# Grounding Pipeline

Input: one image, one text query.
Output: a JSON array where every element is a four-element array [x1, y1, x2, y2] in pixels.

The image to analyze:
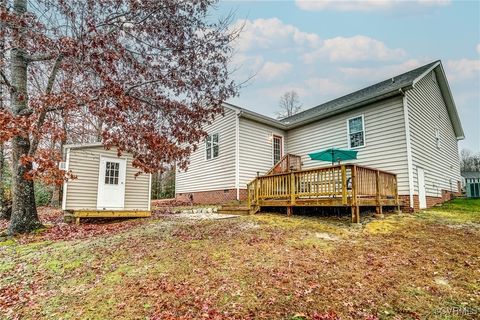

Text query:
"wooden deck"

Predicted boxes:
[[247, 164, 401, 223], [71, 210, 151, 224]]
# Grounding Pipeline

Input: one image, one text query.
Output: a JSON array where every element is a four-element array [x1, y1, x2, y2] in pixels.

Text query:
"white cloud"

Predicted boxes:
[[232, 18, 406, 64], [257, 77, 352, 103], [445, 59, 480, 81], [339, 59, 426, 79], [476, 43, 480, 55], [229, 52, 264, 84], [303, 35, 405, 63], [231, 18, 320, 52], [257, 62, 293, 81], [295, 0, 450, 12]]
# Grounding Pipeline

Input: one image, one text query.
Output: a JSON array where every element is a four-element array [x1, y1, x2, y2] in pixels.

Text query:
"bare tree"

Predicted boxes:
[[461, 149, 480, 172], [276, 90, 302, 119]]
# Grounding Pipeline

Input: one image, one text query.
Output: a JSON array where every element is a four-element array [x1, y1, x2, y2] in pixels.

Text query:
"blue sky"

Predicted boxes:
[[211, 0, 480, 152]]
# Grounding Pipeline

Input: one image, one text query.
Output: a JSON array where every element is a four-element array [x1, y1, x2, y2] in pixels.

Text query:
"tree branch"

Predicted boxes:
[[0, 70, 14, 92], [29, 55, 63, 156], [24, 53, 55, 62], [46, 54, 63, 94]]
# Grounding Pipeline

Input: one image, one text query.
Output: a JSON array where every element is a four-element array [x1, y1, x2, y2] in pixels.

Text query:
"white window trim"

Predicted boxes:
[[205, 133, 219, 161], [272, 134, 284, 165], [346, 114, 366, 149]]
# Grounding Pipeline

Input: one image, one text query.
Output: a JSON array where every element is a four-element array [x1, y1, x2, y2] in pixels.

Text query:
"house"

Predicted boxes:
[[62, 143, 152, 223], [461, 172, 480, 198], [175, 60, 464, 211]]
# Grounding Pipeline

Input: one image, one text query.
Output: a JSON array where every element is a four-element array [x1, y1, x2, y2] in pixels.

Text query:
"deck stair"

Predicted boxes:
[[218, 204, 251, 215], [266, 153, 302, 175]]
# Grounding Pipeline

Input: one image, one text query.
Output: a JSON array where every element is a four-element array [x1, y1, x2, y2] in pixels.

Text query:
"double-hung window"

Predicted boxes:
[[206, 133, 219, 160], [347, 115, 365, 148]]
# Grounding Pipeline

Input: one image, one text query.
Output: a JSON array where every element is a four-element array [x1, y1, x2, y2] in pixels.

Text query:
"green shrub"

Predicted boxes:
[[34, 182, 52, 207]]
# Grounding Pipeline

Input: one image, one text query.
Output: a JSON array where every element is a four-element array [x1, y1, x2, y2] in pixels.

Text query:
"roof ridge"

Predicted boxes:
[[280, 60, 441, 124]]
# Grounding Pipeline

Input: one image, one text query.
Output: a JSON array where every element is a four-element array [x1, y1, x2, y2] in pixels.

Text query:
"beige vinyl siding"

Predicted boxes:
[[175, 107, 237, 193], [65, 146, 150, 210], [239, 118, 287, 188], [407, 71, 461, 197], [286, 96, 411, 194]]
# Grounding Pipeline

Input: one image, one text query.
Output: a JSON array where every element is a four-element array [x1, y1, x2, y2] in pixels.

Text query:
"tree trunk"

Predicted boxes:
[[0, 0, 7, 219], [0, 144, 5, 219], [8, 0, 42, 234]]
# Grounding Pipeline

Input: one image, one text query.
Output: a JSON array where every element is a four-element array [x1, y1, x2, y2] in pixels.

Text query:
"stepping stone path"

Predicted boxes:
[[175, 207, 239, 220]]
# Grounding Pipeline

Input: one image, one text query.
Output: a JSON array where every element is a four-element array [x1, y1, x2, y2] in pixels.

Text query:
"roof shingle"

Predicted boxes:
[[281, 60, 440, 125]]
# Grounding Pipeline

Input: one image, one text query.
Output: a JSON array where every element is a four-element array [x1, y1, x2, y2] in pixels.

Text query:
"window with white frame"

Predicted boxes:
[[206, 133, 219, 160], [105, 161, 120, 185], [435, 127, 441, 149], [347, 115, 365, 148], [273, 135, 283, 165]]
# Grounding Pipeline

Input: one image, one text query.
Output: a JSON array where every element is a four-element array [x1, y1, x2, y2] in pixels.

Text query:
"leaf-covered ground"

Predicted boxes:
[[1, 199, 479, 319]]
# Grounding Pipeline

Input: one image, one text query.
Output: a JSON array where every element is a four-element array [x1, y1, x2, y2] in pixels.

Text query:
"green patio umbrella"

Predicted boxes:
[[308, 148, 358, 165]]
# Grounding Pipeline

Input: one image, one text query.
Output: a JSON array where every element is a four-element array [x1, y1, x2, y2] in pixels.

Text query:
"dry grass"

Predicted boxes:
[[1, 199, 479, 319]]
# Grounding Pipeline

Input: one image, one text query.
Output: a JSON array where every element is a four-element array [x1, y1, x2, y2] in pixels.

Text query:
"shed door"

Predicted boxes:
[[417, 168, 427, 209], [97, 157, 126, 209]]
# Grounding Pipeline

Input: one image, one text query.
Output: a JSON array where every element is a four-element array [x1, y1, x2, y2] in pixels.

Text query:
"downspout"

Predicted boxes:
[[235, 110, 241, 201], [400, 88, 415, 210]]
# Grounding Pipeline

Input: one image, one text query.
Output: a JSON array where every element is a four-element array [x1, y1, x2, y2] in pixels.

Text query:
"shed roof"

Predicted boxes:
[[461, 171, 480, 179]]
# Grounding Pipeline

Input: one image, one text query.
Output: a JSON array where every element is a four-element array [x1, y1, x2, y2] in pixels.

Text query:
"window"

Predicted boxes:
[[206, 133, 219, 160], [273, 135, 283, 165], [105, 161, 119, 185], [435, 127, 441, 149], [347, 115, 365, 148]]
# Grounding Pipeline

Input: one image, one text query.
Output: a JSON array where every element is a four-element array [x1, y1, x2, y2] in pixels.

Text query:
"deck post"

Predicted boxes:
[[255, 173, 259, 206], [375, 170, 382, 215], [394, 174, 401, 213], [341, 165, 347, 205], [287, 206, 292, 216], [290, 171, 296, 205], [351, 165, 360, 223]]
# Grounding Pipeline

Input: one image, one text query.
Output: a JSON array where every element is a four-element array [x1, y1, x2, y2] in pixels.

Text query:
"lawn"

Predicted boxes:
[[1, 199, 479, 319]]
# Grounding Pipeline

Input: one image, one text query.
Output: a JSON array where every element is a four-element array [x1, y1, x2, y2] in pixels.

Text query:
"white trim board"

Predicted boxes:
[[61, 148, 70, 211], [402, 92, 415, 209]]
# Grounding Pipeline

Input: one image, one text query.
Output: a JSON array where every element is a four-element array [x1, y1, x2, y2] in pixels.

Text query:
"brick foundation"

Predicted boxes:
[[399, 189, 461, 212], [176, 189, 247, 205]]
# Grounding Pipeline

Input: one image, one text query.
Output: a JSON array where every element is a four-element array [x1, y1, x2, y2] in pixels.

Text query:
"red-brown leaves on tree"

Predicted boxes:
[[1, 0, 239, 182]]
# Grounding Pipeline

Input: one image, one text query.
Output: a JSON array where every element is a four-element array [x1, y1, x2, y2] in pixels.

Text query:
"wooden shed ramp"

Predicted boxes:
[[71, 210, 151, 224], [247, 164, 401, 223]]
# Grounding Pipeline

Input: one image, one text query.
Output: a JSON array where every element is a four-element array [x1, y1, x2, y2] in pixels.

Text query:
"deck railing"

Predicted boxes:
[[265, 154, 302, 175], [247, 164, 399, 220]]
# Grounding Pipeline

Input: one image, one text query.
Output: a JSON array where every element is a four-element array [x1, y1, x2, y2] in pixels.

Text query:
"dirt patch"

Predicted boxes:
[[1, 200, 479, 319]]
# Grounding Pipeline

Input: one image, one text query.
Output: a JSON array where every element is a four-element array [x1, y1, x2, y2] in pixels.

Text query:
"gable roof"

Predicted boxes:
[[281, 60, 438, 125], [226, 60, 464, 138]]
